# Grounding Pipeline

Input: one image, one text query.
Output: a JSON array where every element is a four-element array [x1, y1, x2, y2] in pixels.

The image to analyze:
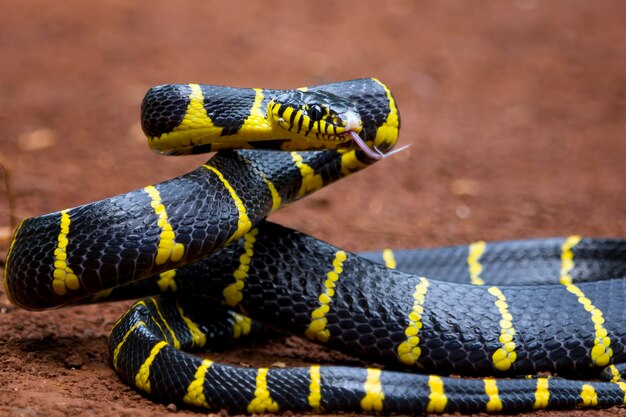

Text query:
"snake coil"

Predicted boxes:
[[5, 78, 626, 414]]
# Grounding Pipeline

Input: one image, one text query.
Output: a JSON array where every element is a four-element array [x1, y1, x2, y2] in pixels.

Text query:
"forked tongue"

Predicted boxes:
[[348, 131, 410, 160]]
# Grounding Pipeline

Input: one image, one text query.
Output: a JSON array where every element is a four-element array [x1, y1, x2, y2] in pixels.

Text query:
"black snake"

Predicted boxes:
[[5, 78, 626, 414]]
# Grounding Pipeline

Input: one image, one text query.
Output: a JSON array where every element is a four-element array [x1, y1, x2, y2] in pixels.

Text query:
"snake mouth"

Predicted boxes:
[[346, 130, 410, 160], [343, 109, 410, 160], [339, 110, 387, 159]]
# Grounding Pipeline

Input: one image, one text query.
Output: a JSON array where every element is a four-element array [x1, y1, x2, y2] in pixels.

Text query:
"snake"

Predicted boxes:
[[4, 78, 626, 414]]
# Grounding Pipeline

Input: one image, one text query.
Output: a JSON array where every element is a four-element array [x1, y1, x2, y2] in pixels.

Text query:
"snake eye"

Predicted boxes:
[[308, 105, 323, 122]]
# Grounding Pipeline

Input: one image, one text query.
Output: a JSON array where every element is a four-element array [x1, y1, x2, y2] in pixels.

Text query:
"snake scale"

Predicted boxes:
[[5, 78, 626, 414]]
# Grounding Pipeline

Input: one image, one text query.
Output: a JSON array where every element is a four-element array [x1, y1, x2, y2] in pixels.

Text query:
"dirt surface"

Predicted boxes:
[[0, 1, 625, 416]]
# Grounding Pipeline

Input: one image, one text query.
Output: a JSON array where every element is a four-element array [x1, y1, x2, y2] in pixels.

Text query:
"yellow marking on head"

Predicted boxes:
[[177, 303, 206, 348], [488, 286, 517, 371], [426, 375, 448, 413], [112, 320, 145, 370], [484, 378, 503, 412], [305, 251, 348, 342], [308, 365, 322, 412], [135, 340, 167, 393], [149, 296, 180, 349], [183, 359, 213, 408], [202, 165, 252, 244], [144, 185, 185, 265], [467, 241, 486, 285], [232, 312, 252, 339], [51, 210, 80, 296], [361, 368, 384, 412], [382, 248, 396, 269], [149, 84, 223, 153], [223, 228, 259, 308], [156, 269, 177, 292], [281, 106, 294, 125], [371, 78, 400, 149], [560, 235, 582, 285], [562, 281, 613, 367], [533, 377, 550, 409], [3, 218, 25, 301], [292, 111, 303, 131], [248, 368, 280, 413], [290, 152, 324, 197], [297, 86, 308, 92], [580, 384, 598, 407], [397, 277, 429, 365]]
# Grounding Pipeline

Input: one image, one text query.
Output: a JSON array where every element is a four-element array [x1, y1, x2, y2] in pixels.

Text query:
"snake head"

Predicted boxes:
[[268, 90, 362, 142]]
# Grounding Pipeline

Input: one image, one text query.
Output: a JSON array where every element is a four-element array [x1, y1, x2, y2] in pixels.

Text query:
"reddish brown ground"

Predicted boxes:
[[0, 1, 625, 416]]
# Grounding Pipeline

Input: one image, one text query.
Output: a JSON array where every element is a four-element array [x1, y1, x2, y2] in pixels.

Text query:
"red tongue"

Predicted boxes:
[[347, 131, 410, 160]]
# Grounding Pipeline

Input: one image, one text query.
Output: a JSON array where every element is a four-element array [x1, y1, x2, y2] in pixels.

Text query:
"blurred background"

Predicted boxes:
[[0, 1, 625, 416]]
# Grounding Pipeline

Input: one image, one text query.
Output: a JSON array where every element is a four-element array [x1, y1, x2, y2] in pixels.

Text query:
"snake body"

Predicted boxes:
[[5, 78, 626, 414], [5, 79, 398, 309]]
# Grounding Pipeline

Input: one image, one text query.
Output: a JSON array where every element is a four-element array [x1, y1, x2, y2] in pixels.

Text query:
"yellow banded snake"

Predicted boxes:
[[5, 78, 626, 414]]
